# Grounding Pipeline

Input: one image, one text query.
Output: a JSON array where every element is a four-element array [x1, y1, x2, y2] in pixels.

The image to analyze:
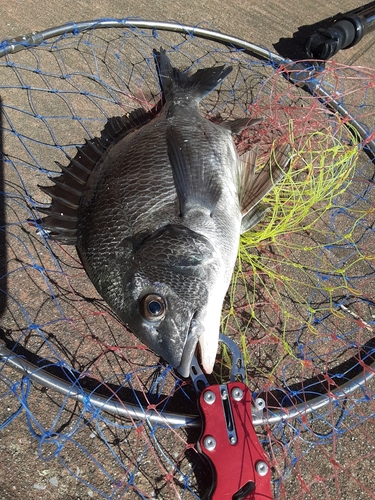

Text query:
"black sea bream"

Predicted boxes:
[[40, 49, 289, 377]]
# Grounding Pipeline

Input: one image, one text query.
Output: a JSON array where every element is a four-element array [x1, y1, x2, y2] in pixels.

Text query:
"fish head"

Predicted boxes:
[[120, 224, 223, 377], [124, 282, 205, 378]]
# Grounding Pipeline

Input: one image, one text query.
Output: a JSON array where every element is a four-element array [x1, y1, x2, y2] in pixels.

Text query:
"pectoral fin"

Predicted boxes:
[[166, 125, 222, 216]]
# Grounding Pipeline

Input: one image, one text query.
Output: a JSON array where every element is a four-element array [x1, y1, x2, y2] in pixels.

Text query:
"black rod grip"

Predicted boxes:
[[305, 1, 375, 59]]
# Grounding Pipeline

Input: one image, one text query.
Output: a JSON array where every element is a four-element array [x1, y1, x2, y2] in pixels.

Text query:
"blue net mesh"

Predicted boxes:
[[0, 20, 375, 499]]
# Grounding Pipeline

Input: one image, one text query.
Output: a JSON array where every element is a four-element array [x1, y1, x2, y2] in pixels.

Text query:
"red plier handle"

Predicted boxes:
[[190, 335, 273, 500]]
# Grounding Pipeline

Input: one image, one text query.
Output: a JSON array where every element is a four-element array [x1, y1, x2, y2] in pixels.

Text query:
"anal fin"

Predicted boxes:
[[240, 203, 269, 234], [227, 116, 263, 134], [239, 144, 290, 217]]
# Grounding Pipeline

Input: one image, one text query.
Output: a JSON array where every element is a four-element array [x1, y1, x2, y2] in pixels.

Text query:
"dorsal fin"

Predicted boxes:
[[39, 106, 159, 244]]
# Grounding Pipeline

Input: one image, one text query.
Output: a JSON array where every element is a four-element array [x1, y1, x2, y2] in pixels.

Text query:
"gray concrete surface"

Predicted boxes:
[[0, 0, 373, 68]]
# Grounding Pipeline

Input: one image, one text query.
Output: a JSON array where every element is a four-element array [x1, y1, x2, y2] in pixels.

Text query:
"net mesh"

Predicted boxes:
[[0, 21, 375, 499]]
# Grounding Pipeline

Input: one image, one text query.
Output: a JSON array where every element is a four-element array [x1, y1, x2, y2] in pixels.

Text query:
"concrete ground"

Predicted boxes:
[[0, 1, 374, 499], [1, 0, 374, 68]]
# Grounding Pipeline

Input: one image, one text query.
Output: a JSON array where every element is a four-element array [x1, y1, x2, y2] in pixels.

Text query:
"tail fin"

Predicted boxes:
[[153, 48, 232, 102]]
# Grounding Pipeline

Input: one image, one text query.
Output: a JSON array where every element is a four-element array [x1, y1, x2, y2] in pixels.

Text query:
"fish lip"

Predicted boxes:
[[175, 316, 202, 378]]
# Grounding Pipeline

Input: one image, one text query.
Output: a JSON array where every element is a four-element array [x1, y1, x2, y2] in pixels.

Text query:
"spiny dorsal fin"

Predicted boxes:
[[100, 107, 157, 145], [39, 107, 156, 244], [239, 144, 290, 216]]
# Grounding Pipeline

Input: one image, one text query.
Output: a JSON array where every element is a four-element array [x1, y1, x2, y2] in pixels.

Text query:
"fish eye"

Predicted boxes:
[[139, 294, 166, 321]]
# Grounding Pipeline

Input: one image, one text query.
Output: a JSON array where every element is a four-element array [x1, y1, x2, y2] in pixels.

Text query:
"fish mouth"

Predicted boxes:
[[175, 316, 202, 378]]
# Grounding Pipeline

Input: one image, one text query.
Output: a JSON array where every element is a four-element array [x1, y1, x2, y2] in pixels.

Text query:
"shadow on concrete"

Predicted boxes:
[[0, 96, 6, 317], [273, 13, 337, 60]]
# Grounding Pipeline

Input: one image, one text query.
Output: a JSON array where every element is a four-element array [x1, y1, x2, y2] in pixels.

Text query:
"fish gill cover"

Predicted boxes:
[[0, 20, 374, 499]]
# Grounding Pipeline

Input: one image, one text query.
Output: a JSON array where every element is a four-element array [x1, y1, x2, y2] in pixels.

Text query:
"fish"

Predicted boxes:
[[39, 48, 289, 378]]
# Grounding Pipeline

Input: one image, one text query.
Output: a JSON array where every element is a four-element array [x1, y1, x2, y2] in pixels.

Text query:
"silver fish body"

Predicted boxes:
[[40, 49, 289, 377]]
